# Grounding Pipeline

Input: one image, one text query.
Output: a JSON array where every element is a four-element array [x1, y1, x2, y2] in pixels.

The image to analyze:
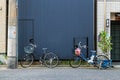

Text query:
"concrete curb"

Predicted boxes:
[[1, 64, 120, 70]]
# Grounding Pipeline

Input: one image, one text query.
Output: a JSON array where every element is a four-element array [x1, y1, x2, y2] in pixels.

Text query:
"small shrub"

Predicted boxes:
[[98, 31, 112, 55]]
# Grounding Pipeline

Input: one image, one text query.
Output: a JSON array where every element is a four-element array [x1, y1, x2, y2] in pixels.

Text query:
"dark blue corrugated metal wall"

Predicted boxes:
[[18, 0, 94, 59]]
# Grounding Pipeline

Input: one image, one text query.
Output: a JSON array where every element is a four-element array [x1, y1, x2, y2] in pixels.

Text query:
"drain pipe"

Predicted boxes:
[[7, 0, 18, 69], [104, 0, 107, 31]]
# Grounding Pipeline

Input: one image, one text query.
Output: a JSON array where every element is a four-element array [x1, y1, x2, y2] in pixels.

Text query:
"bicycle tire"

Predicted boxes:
[[97, 55, 109, 69], [44, 52, 59, 68], [20, 54, 34, 68], [69, 55, 82, 68]]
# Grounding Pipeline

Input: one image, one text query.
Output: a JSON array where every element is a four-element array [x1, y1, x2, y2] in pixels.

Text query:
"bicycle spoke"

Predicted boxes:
[[69, 56, 82, 68], [20, 54, 34, 68], [44, 52, 59, 68]]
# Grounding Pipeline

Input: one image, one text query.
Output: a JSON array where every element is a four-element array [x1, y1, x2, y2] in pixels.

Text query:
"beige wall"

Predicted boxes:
[[0, 0, 6, 53]]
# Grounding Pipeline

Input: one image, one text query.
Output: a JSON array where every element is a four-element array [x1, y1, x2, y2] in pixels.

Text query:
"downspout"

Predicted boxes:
[[104, 0, 106, 31]]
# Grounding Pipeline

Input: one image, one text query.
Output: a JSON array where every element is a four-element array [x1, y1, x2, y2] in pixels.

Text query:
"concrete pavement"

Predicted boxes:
[[0, 66, 120, 80]]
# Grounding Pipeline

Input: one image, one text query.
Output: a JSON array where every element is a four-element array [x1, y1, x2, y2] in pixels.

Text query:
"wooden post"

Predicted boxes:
[[7, 0, 18, 69]]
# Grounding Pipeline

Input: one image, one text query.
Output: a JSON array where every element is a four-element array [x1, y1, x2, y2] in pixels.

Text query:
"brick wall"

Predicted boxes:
[[0, 0, 6, 53]]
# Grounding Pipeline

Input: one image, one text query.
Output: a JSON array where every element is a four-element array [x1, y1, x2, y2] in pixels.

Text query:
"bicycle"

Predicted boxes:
[[20, 39, 59, 68], [69, 42, 112, 69]]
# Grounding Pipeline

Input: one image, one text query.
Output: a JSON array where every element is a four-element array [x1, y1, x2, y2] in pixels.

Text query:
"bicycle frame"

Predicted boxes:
[[79, 50, 97, 64]]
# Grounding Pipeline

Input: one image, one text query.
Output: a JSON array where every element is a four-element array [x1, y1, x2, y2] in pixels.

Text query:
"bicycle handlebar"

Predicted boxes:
[[29, 38, 37, 48], [78, 42, 87, 49]]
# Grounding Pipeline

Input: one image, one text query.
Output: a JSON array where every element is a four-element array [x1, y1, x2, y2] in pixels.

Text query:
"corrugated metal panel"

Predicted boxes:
[[18, 0, 94, 59]]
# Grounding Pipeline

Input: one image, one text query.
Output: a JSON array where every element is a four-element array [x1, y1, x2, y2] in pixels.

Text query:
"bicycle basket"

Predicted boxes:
[[24, 45, 34, 53], [75, 48, 81, 56]]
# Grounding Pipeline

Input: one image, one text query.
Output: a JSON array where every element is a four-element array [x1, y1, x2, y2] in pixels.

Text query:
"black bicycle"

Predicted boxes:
[[20, 39, 59, 68]]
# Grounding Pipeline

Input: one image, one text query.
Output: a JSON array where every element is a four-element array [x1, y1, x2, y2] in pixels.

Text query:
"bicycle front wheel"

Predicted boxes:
[[44, 52, 59, 68], [20, 54, 34, 68], [69, 55, 82, 68]]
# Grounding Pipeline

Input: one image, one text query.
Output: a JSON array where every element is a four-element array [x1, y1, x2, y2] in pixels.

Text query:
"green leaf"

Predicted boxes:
[[98, 31, 112, 54]]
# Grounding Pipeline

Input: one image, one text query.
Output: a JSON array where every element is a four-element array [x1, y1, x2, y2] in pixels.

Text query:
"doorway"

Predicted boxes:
[[111, 20, 120, 61]]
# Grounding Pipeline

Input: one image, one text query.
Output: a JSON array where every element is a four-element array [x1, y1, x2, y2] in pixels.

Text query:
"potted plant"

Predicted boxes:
[[98, 31, 112, 57]]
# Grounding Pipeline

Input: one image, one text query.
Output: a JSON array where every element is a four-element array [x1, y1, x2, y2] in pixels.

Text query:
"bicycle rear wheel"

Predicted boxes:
[[97, 55, 109, 69], [44, 52, 59, 68], [69, 55, 82, 68], [20, 54, 34, 68]]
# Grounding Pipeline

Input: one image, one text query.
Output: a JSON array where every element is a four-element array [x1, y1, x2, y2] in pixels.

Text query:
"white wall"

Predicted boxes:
[[97, 0, 120, 55]]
